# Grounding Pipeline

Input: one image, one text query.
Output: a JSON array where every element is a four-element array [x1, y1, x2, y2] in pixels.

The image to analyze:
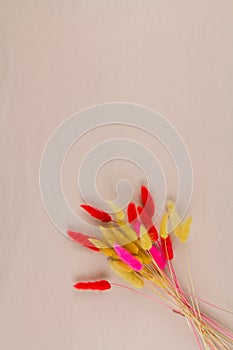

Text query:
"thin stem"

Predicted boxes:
[[111, 282, 175, 311]]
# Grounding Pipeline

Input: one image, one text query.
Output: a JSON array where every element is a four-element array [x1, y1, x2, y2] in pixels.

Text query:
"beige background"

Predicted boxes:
[[0, 1, 233, 349]]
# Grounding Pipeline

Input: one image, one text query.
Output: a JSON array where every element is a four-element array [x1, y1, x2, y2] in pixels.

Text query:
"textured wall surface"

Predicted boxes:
[[0, 1, 233, 349]]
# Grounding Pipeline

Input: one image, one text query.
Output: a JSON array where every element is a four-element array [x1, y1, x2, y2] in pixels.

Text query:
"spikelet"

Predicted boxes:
[[67, 231, 100, 252], [81, 204, 112, 222], [110, 259, 133, 272], [132, 219, 141, 236], [161, 236, 174, 260], [120, 224, 138, 242], [109, 260, 144, 288], [166, 200, 192, 243], [138, 206, 152, 227], [138, 207, 158, 241], [99, 226, 117, 245], [102, 226, 138, 254], [166, 200, 180, 229], [113, 219, 138, 242], [139, 225, 152, 250], [108, 201, 125, 221], [114, 244, 143, 271], [137, 250, 151, 265], [127, 202, 138, 223], [73, 280, 111, 291], [88, 238, 119, 259], [100, 248, 119, 259], [141, 185, 155, 217], [176, 216, 192, 243], [123, 243, 139, 255], [89, 238, 109, 249], [134, 255, 143, 264], [149, 245, 167, 270], [160, 212, 169, 239], [148, 226, 159, 242], [107, 226, 129, 245]]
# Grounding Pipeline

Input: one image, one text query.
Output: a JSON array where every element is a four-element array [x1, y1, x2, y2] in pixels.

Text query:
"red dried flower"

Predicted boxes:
[[148, 226, 159, 242], [73, 280, 111, 291], [161, 236, 174, 260], [67, 230, 99, 252], [141, 186, 155, 217], [137, 206, 158, 241], [81, 204, 112, 222], [127, 202, 138, 223]]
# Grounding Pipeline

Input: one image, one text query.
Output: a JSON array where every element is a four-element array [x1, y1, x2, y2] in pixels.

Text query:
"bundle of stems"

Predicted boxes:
[[69, 186, 233, 350]]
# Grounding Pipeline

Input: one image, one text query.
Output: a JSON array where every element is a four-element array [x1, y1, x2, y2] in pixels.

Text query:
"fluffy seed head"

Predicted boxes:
[[73, 280, 111, 291]]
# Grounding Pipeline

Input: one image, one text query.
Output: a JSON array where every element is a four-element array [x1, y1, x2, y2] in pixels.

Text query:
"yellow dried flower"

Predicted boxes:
[[110, 226, 129, 244], [101, 225, 139, 254], [140, 267, 154, 280], [89, 238, 108, 249], [160, 212, 169, 239], [166, 199, 180, 229], [123, 243, 139, 255], [176, 216, 192, 243], [100, 248, 119, 259], [99, 225, 116, 244], [166, 200, 192, 243], [139, 225, 152, 250], [137, 250, 151, 265], [108, 201, 125, 221], [109, 260, 144, 288], [119, 223, 138, 242], [110, 259, 133, 272]]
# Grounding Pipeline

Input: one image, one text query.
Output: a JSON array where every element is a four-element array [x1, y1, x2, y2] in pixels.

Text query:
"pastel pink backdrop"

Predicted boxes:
[[0, 1, 233, 350]]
